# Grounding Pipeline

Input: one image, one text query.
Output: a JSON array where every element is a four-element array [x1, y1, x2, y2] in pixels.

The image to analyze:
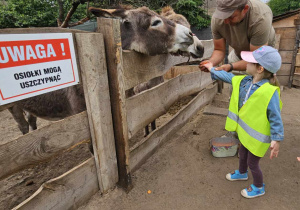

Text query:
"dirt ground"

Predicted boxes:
[[0, 85, 299, 209], [78, 85, 300, 210]]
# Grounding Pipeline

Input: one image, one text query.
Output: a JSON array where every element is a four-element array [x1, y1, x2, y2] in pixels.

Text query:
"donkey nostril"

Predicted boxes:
[[189, 31, 193, 37], [197, 46, 204, 52]]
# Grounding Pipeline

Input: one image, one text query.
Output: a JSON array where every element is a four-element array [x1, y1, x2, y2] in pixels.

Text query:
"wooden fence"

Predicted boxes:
[[97, 18, 216, 189], [0, 27, 118, 209], [0, 18, 215, 209]]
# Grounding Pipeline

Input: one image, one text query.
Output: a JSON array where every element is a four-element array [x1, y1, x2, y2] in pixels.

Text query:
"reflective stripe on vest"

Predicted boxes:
[[227, 111, 271, 143], [225, 75, 282, 157]]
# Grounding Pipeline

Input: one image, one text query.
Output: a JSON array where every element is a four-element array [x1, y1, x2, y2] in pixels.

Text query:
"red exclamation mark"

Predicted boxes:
[[61, 43, 66, 56]]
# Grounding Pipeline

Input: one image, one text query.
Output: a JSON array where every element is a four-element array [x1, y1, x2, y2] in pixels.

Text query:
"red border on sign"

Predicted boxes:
[[0, 37, 78, 102]]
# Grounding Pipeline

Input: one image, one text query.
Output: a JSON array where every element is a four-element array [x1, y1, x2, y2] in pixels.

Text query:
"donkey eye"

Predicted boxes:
[[151, 20, 161, 27]]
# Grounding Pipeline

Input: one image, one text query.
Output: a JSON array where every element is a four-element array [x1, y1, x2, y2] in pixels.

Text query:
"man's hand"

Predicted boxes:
[[215, 64, 232, 72], [270, 141, 280, 160], [199, 60, 213, 72]]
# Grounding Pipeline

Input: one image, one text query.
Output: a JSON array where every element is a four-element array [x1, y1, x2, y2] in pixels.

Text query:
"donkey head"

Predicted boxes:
[[160, 6, 204, 58], [89, 6, 194, 56]]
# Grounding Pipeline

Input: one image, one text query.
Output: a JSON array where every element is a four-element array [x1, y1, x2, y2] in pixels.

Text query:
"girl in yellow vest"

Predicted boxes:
[[201, 46, 284, 198]]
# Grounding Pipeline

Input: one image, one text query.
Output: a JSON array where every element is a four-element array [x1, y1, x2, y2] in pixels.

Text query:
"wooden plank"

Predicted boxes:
[[13, 158, 99, 210], [164, 65, 201, 79], [76, 33, 118, 192], [201, 39, 214, 59], [129, 83, 218, 172], [275, 34, 281, 50], [292, 77, 300, 87], [275, 28, 297, 39], [122, 52, 201, 90], [122, 39, 214, 90], [295, 67, 300, 74], [279, 39, 295, 51], [0, 112, 90, 180], [293, 74, 300, 82], [277, 75, 290, 86], [97, 18, 132, 190], [203, 105, 228, 117], [296, 53, 300, 66], [279, 51, 294, 63], [273, 15, 299, 28], [294, 18, 300, 26], [126, 71, 213, 138], [277, 64, 292, 76]]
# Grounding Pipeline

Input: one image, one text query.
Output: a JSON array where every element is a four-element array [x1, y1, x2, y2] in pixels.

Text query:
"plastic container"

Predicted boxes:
[[210, 137, 239, 157]]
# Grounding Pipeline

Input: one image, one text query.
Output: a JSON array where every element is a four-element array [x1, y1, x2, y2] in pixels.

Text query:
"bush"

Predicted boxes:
[[268, 0, 300, 16], [174, 0, 210, 29]]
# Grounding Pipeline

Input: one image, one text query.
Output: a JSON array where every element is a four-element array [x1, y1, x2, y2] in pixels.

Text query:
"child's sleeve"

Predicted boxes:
[[267, 91, 284, 141], [210, 68, 235, 84]]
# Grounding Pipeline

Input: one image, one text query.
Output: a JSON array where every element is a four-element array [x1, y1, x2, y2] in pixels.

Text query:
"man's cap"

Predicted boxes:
[[213, 0, 248, 19], [241, 46, 282, 74]]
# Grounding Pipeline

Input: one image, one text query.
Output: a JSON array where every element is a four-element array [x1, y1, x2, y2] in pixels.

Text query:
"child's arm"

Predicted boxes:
[[267, 91, 284, 160], [199, 61, 235, 84]]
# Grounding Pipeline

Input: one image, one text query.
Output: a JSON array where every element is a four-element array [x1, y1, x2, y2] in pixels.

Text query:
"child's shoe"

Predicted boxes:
[[226, 170, 248, 181], [241, 184, 265, 198]]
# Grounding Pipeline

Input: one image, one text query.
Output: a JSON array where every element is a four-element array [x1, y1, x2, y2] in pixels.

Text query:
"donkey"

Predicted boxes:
[[5, 5, 195, 135], [132, 6, 205, 136]]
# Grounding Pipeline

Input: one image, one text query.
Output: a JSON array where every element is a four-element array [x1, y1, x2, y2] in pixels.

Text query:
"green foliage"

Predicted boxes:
[[121, 0, 211, 28], [174, 0, 210, 29], [0, 0, 91, 28], [0, 0, 57, 28], [0, 0, 210, 29], [268, 0, 300, 16]]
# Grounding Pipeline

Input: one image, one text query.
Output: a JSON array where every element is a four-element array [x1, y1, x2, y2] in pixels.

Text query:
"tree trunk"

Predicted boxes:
[[57, 0, 64, 26]]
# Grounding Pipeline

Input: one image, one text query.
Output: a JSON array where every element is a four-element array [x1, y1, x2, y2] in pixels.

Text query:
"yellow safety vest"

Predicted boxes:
[[225, 76, 282, 157]]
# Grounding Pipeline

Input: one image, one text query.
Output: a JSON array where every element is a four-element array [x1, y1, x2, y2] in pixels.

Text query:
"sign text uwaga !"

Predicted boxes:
[[0, 33, 80, 105]]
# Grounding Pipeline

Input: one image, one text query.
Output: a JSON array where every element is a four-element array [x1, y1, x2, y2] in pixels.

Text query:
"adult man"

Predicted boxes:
[[200, 0, 276, 72]]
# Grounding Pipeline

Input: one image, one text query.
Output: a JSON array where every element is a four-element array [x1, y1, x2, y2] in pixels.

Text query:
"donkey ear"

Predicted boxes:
[[161, 6, 174, 16], [89, 7, 127, 19]]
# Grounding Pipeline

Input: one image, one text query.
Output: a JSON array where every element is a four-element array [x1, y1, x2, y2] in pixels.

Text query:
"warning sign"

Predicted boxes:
[[0, 33, 80, 105]]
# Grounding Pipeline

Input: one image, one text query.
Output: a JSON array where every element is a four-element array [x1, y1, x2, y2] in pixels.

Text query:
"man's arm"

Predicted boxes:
[[209, 38, 226, 66], [215, 43, 268, 71]]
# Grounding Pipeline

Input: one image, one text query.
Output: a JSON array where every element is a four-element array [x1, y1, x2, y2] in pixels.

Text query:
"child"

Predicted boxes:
[[200, 46, 284, 198]]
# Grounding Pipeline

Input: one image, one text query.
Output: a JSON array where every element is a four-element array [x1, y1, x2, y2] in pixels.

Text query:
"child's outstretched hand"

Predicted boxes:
[[199, 60, 213, 72], [270, 141, 280, 160]]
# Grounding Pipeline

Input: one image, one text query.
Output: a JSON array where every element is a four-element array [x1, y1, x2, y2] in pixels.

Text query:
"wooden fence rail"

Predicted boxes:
[[126, 69, 212, 138], [130, 83, 218, 172], [0, 112, 90, 180], [13, 158, 99, 210]]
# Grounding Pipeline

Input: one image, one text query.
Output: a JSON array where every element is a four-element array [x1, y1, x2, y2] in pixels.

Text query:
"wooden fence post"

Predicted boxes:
[[288, 19, 300, 88], [76, 33, 118, 193], [97, 18, 132, 190]]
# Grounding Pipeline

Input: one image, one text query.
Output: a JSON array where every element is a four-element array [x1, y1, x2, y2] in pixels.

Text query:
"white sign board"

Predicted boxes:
[[0, 33, 80, 105]]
